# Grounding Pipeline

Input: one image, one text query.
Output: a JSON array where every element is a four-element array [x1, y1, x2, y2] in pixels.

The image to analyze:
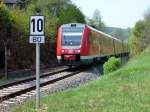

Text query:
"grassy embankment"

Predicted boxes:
[[13, 48, 150, 112]]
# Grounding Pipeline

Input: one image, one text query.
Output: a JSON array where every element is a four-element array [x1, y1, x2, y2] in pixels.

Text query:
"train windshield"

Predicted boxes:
[[62, 33, 83, 46]]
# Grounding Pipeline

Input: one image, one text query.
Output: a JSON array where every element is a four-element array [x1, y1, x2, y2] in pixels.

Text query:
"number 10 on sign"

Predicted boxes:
[[30, 16, 44, 35]]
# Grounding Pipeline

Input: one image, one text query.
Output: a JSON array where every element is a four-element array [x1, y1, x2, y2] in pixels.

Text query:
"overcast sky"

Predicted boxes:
[[71, 0, 150, 28]]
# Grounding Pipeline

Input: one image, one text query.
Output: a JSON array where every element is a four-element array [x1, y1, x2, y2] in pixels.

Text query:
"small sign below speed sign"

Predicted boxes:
[[30, 15, 45, 43]]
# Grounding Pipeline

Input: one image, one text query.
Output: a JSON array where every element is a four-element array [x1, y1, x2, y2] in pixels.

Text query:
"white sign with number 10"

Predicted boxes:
[[30, 15, 45, 43]]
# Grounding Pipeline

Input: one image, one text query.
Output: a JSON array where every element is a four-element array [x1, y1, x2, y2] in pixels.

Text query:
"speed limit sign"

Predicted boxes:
[[30, 15, 45, 43]]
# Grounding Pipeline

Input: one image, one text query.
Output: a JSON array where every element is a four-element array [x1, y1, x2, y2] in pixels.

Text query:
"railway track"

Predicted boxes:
[[0, 66, 85, 112], [0, 65, 69, 90]]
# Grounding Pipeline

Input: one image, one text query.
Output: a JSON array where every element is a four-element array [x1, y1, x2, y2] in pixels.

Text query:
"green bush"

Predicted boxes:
[[104, 57, 121, 74]]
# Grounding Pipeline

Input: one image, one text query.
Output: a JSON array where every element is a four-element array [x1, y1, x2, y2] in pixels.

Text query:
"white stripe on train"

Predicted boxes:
[[57, 55, 102, 60]]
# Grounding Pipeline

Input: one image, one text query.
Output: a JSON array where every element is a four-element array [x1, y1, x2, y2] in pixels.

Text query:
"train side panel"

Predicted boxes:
[[89, 27, 114, 58], [80, 26, 93, 63], [100, 35, 114, 57], [114, 39, 122, 55], [88, 29, 101, 57]]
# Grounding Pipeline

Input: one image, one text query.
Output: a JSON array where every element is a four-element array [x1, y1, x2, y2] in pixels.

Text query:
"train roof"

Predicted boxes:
[[87, 25, 121, 41], [60, 23, 122, 42], [60, 23, 85, 28]]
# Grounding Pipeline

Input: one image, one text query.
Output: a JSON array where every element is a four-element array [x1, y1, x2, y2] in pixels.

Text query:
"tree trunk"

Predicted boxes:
[[4, 43, 8, 79]]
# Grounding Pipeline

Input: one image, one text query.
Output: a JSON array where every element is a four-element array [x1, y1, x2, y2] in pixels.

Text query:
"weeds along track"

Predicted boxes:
[[0, 66, 84, 111]]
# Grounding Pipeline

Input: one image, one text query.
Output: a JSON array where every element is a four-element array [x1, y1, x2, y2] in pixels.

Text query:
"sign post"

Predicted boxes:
[[36, 42, 40, 110], [29, 15, 45, 110]]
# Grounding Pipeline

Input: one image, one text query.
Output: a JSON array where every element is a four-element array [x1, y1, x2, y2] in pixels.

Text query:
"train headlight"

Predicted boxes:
[[62, 49, 65, 53], [75, 50, 80, 53]]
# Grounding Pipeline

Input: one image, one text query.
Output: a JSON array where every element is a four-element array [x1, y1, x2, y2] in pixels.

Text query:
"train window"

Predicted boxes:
[[61, 26, 84, 46], [62, 34, 82, 46]]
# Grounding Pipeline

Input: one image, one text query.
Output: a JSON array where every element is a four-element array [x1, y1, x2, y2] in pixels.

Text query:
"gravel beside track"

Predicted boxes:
[[0, 66, 102, 112], [41, 66, 101, 94]]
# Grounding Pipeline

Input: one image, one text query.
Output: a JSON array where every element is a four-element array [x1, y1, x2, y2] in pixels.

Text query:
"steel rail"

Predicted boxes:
[[0, 68, 69, 90]]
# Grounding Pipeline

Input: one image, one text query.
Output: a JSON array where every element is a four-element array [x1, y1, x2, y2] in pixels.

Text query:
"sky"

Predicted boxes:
[[71, 0, 150, 28]]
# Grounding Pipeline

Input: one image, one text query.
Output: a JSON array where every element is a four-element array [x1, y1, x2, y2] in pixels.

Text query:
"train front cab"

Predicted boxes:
[[57, 23, 90, 65]]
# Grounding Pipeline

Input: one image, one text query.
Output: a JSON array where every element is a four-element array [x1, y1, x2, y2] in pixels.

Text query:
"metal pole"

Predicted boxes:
[[36, 43, 40, 110]]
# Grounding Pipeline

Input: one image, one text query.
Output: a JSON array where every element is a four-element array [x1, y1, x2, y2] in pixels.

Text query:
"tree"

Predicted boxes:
[[128, 7, 150, 56], [59, 4, 86, 24], [16, 0, 31, 9], [144, 7, 150, 21], [0, 0, 86, 71], [47, 0, 71, 17], [27, 0, 85, 41], [128, 21, 145, 56], [87, 9, 105, 31], [0, 2, 14, 78], [142, 8, 150, 49], [8, 0, 86, 69]]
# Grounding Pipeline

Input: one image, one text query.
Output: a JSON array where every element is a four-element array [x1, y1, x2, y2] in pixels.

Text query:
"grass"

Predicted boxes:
[[0, 77, 7, 84], [13, 48, 150, 112], [0, 76, 26, 85], [0, 76, 14, 84]]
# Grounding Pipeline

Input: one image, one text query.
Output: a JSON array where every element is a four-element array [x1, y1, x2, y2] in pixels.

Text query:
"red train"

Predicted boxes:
[[56, 23, 129, 65]]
